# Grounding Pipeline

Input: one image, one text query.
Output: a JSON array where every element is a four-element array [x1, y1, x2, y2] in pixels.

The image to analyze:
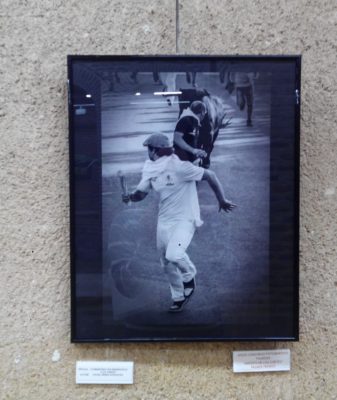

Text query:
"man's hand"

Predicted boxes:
[[193, 148, 207, 159], [122, 193, 131, 204], [122, 190, 148, 203], [218, 199, 236, 213]]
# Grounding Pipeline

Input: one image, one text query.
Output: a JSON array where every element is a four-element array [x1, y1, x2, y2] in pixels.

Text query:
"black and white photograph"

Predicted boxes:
[[68, 56, 300, 342]]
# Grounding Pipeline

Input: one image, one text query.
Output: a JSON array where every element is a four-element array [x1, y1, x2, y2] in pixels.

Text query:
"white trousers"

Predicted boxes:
[[157, 220, 197, 301]]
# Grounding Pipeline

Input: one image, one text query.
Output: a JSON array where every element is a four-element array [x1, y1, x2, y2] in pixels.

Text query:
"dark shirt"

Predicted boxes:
[[174, 116, 199, 162]]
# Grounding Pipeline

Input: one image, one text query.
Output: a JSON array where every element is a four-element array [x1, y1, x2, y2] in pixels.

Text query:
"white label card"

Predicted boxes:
[[76, 361, 134, 384], [233, 349, 291, 373]]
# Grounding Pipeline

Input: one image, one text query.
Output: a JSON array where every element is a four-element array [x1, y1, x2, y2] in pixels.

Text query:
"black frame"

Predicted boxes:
[[68, 55, 300, 342]]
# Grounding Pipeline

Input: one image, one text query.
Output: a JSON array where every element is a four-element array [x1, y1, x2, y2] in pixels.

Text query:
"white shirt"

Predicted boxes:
[[136, 154, 204, 227]]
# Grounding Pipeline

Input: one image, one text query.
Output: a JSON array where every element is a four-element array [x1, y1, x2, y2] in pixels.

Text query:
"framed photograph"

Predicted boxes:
[[68, 55, 300, 342]]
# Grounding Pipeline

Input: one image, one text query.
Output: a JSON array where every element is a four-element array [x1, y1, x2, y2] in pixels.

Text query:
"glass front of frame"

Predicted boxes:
[[68, 56, 300, 342]]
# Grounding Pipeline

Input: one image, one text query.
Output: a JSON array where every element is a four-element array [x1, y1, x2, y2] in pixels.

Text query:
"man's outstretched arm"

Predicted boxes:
[[201, 169, 236, 212]]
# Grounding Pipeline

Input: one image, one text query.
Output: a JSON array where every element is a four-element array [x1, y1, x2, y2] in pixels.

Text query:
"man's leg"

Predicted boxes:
[[157, 224, 185, 302], [246, 85, 253, 126], [236, 87, 245, 111], [192, 72, 197, 87], [165, 220, 197, 288], [159, 256, 185, 302]]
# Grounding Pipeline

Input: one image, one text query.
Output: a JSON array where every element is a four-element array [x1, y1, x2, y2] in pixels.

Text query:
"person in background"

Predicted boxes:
[[227, 72, 259, 127], [173, 101, 208, 163]]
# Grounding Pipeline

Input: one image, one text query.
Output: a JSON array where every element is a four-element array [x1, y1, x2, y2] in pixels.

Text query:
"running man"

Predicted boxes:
[[122, 133, 236, 312], [227, 72, 259, 127], [173, 100, 208, 163]]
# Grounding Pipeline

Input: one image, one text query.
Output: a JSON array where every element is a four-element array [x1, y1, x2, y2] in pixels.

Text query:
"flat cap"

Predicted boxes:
[[143, 133, 172, 148]]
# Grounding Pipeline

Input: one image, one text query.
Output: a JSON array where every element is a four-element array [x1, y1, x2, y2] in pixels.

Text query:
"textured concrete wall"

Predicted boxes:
[[1, 0, 336, 398]]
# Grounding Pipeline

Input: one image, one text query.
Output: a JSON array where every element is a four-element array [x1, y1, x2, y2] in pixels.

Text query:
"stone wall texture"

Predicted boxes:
[[1, 0, 336, 399]]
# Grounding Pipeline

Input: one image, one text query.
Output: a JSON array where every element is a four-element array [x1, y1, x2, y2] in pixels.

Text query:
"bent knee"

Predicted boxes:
[[165, 248, 185, 264]]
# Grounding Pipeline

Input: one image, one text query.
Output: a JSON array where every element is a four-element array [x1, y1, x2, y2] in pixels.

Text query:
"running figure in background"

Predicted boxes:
[[160, 73, 178, 106], [122, 133, 236, 312], [227, 72, 259, 127], [186, 71, 197, 87]]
